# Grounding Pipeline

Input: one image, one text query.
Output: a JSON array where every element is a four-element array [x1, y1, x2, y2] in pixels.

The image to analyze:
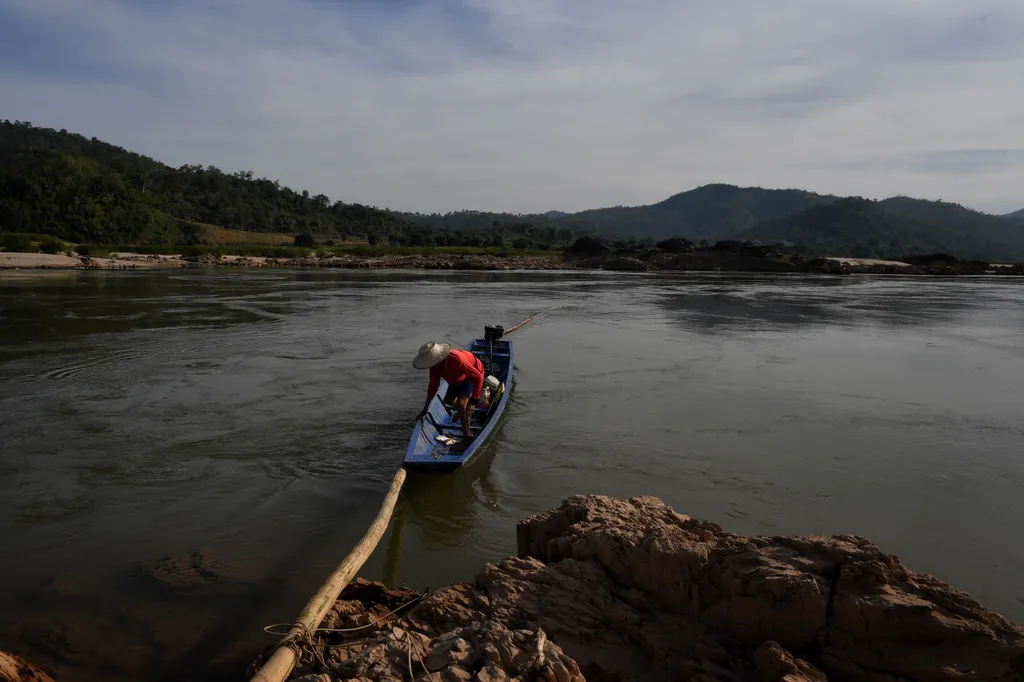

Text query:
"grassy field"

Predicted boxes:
[[197, 225, 294, 245]]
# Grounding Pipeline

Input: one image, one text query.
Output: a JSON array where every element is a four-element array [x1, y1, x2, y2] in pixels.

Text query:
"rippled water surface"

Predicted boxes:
[[1, 270, 1023, 681]]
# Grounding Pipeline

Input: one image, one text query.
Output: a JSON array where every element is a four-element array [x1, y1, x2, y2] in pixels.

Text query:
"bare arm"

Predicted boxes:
[[417, 393, 432, 420], [417, 366, 440, 419]]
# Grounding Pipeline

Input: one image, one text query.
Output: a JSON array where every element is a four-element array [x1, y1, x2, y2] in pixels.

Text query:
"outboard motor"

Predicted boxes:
[[481, 325, 504, 377]]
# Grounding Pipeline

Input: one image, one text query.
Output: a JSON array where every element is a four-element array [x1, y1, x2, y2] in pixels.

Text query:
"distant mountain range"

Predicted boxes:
[[543, 185, 1024, 261], [740, 198, 986, 261], [564, 184, 832, 241], [2, 121, 1023, 261]]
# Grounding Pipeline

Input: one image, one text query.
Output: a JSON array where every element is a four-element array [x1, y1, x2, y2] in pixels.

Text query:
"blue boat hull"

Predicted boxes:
[[403, 336, 514, 471]]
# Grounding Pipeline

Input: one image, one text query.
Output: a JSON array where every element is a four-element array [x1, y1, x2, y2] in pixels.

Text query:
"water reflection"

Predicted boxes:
[[403, 441, 502, 543], [2, 269, 1023, 682], [653, 275, 982, 334]]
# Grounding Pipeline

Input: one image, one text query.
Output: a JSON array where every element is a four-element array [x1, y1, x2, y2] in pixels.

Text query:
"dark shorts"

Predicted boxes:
[[444, 381, 476, 403]]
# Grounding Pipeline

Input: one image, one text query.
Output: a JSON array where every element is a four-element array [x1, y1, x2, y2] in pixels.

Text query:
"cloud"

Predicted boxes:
[[909, 149, 1024, 174], [1, 0, 1023, 214]]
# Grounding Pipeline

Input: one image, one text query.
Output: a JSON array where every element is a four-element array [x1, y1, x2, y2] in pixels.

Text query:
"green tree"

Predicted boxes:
[[38, 236, 65, 254], [1, 233, 32, 251]]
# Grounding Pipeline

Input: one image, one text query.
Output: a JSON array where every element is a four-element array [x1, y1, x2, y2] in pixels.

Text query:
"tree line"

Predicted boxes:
[[0, 121, 594, 249]]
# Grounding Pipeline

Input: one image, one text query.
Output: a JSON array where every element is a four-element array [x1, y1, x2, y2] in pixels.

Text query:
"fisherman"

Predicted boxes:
[[413, 342, 484, 440]]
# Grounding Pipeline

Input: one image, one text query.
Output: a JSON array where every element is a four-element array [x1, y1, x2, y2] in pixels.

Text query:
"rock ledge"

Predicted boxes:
[[263, 495, 1023, 682]]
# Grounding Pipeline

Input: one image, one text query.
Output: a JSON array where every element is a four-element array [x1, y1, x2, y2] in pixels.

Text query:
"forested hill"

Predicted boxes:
[[741, 199, 986, 260], [0, 120, 416, 244], [2, 120, 1023, 259], [567, 184, 835, 241], [1006, 208, 1024, 221], [0, 121, 582, 248]]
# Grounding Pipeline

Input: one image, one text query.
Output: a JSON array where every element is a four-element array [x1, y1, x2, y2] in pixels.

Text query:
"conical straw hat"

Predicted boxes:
[[412, 342, 451, 369]]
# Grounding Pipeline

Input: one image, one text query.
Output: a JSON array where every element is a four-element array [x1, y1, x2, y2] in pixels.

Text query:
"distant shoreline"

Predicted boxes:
[[0, 250, 569, 272], [2, 249, 1022, 276]]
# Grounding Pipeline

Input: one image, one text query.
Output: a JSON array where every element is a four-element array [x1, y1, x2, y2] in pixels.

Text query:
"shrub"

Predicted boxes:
[[1, 233, 33, 252], [39, 237, 65, 254], [655, 237, 695, 254], [565, 236, 609, 257], [294, 233, 315, 248]]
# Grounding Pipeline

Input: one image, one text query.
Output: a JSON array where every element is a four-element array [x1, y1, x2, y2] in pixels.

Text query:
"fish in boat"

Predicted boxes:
[[404, 326, 513, 471]]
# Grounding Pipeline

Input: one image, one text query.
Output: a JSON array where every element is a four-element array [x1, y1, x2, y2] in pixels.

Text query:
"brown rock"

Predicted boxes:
[[425, 637, 474, 671], [141, 548, 254, 593], [441, 666, 473, 682], [292, 675, 339, 682], [475, 664, 507, 682], [277, 495, 1024, 682], [824, 561, 1024, 681], [0, 651, 54, 682], [753, 642, 827, 682]]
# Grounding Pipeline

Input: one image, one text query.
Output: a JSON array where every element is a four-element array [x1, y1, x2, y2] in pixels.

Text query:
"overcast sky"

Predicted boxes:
[[2, 0, 1023, 214]]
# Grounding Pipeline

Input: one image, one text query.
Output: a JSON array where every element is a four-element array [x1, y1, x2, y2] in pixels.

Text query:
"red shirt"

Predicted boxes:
[[428, 349, 485, 400]]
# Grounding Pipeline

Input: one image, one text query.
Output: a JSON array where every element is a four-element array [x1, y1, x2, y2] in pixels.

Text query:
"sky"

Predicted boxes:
[[2, 0, 1023, 215]]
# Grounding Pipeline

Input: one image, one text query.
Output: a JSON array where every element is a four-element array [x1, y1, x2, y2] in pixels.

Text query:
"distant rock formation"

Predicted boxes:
[[271, 495, 1024, 682]]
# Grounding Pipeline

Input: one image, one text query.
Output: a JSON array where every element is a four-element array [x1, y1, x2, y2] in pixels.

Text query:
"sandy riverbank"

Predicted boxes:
[[4, 248, 1023, 276], [0, 251, 568, 271], [0, 251, 186, 270]]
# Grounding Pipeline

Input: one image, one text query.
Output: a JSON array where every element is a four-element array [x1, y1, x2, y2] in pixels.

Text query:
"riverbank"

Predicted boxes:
[[581, 246, 1024, 276], [3, 247, 1023, 275], [0, 251, 566, 271], [250, 494, 1024, 682]]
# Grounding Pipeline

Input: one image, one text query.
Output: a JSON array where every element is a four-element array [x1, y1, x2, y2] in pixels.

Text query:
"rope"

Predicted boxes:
[[249, 468, 408, 682], [251, 590, 429, 679], [254, 591, 433, 681], [248, 307, 557, 681], [260, 591, 427, 637]]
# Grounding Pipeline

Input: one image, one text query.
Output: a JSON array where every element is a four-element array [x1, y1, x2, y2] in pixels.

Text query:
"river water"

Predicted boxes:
[[1, 270, 1022, 681]]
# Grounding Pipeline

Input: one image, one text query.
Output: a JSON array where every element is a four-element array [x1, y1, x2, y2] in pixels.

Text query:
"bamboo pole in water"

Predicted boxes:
[[251, 311, 551, 682], [503, 308, 550, 336], [250, 467, 408, 682]]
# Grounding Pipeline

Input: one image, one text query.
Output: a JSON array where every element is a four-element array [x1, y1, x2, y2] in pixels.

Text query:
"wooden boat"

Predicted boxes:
[[404, 326, 513, 472]]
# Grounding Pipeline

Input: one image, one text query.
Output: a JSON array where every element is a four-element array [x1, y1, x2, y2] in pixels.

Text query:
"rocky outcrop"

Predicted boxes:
[[0, 651, 54, 682], [183, 252, 220, 265], [600, 257, 656, 272], [270, 495, 1024, 682]]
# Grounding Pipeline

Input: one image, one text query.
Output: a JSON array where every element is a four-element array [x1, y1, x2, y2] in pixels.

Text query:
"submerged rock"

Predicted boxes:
[[268, 495, 1024, 682], [141, 548, 255, 594]]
